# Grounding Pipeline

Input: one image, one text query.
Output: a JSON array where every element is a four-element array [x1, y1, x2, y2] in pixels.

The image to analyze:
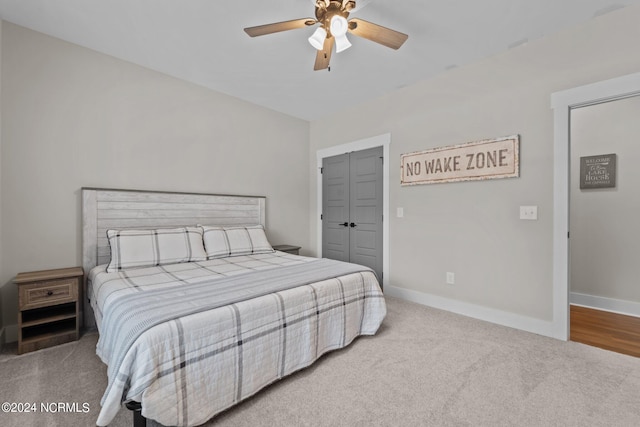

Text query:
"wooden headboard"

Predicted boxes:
[[81, 187, 266, 328]]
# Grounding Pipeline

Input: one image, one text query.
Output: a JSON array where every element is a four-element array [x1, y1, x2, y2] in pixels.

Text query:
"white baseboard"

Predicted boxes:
[[570, 292, 640, 318], [385, 285, 557, 339]]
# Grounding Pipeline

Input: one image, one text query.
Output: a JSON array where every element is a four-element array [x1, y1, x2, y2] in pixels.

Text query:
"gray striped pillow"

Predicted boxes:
[[106, 227, 206, 272], [201, 225, 274, 259]]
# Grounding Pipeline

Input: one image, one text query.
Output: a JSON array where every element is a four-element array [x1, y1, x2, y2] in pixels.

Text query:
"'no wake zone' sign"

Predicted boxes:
[[401, 135, 520, 186]]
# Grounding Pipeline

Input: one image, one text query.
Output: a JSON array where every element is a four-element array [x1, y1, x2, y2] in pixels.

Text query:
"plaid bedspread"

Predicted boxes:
[[90, 252, 386, 426]]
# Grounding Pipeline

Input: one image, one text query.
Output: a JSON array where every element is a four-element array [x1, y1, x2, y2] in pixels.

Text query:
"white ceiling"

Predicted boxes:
[[0, 0, 637, 121]]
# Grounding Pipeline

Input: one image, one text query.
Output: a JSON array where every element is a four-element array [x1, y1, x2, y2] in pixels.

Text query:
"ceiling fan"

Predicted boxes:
[[244, 0, 408, 71]]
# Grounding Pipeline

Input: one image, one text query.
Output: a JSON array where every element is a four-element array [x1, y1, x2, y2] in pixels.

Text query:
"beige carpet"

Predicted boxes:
[[1, 297, 639, 427]]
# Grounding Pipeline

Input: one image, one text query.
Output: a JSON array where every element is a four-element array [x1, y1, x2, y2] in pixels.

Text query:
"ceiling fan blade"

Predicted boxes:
[[348, 18, 408, 50], [244, 18, 316, 37], [314, 36, 334, 71]]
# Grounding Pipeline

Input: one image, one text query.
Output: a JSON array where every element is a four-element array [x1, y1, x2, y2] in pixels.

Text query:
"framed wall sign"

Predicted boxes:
[[579, 153, 616, 189], [400, 135, 519, 186]]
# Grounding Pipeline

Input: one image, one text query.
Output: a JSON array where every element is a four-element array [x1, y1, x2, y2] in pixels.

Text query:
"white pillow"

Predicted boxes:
[[201, 225, 274, 259], [106, 226, 206, 272]]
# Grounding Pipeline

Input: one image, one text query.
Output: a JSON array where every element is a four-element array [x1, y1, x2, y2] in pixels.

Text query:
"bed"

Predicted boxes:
[[81, 188, 387, 427]]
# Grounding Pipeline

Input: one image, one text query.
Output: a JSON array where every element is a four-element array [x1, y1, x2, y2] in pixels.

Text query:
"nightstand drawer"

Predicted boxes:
[[19, 279, 78, 310]]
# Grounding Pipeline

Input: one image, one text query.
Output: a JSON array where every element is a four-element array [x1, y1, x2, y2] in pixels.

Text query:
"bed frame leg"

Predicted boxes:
[[125, 401, 147, 427]]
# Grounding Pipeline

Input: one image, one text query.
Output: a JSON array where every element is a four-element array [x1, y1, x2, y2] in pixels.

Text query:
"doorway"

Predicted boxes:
[[552, 72, 640, 341], [568, 95, 640, 357], [316, 133, 390, 289], [322, 146, 383, 280]]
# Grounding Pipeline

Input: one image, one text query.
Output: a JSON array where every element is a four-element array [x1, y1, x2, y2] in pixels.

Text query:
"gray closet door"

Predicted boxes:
[[322, 153, 350, 262], [348, 146, 383, 280], [322, 146, 383, 281]]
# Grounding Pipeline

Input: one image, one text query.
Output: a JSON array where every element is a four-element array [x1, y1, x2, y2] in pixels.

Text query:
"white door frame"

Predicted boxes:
[[551, 72, 640, 340], [316, 133, 390, 289]]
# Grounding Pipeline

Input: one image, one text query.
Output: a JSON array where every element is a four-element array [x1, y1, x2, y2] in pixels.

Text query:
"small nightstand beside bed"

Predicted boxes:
[[82, 188, 386, 427], [15, 267, 84, 355]]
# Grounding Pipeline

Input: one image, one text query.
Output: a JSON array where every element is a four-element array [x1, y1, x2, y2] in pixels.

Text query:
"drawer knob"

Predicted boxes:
[[47, 290, 54, 296]]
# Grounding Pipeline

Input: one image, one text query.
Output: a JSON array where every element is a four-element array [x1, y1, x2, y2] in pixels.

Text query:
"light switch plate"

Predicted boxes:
[[397, 207, 404, 218]]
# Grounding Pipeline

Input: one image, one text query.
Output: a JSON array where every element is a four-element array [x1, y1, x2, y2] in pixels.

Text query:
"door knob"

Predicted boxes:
[[340, 222, 349, 227], [350, 222, 357, 228]]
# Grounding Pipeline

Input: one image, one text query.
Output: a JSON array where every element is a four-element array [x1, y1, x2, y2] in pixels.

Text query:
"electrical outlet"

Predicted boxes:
[[446, 272, 455, 285], [519, 205, 538, 220]]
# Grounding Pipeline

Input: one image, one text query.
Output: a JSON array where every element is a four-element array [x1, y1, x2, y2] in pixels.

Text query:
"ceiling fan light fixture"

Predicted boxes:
[[330, 15, 348, 37], [330, 15, 351, 53], [334, 34, 352, 53], [308, 27, 327, 50], [244, 1, 408, 71]]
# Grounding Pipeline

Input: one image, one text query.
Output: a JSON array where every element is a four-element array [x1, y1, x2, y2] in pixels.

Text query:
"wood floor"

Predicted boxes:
[[570, 305, 640, 358]]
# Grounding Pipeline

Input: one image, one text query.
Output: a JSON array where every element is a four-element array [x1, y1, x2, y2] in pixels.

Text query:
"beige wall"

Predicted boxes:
[[309, 6, 640, 326], [0, 22, 310, 339], [570, 96, 640, 304]]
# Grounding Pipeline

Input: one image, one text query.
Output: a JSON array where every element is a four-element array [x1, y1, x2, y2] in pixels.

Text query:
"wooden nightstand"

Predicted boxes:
[[15, 267, 83, 355], [272, 245, 301, 255]]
